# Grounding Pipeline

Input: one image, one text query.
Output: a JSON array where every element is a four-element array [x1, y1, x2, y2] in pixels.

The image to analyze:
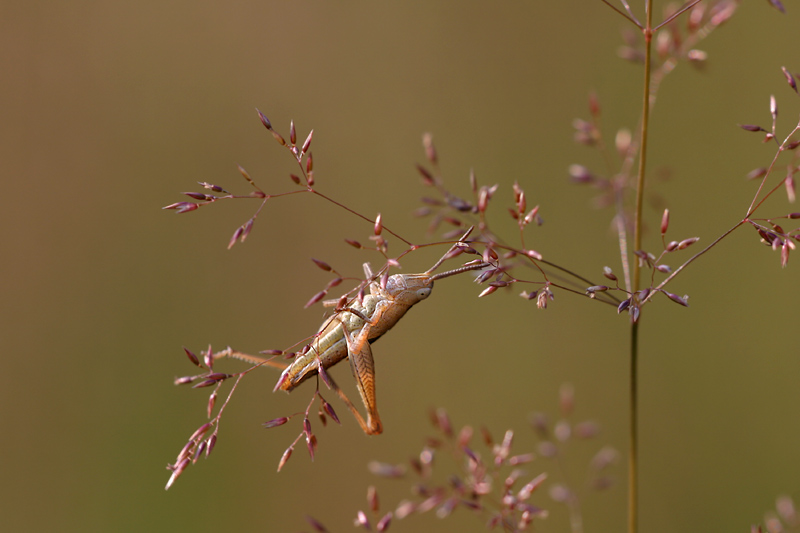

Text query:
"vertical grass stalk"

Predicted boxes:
[[629, 2, 654, 532]]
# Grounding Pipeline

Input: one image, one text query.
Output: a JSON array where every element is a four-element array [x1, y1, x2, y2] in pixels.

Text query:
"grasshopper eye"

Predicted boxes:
[[416, 287, 432, 300]]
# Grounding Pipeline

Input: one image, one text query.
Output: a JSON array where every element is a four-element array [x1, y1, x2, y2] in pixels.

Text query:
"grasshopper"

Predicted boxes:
[[215, 229, 488, 435]]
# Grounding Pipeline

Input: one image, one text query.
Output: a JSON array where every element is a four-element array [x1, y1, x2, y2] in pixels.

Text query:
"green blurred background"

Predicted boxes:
[[2, 2, 798, 531]]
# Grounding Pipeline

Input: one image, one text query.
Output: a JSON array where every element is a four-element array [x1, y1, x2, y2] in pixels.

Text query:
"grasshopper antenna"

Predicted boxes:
[[425, 226, 474, 274], [430, 260, 488, 281], [425, 226, 489, 280]]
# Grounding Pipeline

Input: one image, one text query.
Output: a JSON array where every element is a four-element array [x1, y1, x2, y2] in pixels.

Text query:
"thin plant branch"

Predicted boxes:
[[653, 0, 702, 31]]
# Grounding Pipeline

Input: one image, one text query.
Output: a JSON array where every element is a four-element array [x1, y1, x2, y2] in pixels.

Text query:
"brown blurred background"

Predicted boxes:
[[2, 2, 798, 531]]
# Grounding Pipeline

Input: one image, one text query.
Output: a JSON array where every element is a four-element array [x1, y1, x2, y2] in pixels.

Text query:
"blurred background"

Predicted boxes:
[[2, 1, 798, 531]]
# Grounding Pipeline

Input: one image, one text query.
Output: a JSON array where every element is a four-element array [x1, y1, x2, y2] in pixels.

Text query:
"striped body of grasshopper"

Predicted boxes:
[[274, 268, 441, 435], [273, 269, 432, 393]]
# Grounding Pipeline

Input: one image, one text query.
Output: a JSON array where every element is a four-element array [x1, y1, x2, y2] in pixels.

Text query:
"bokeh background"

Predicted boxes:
[[2, 2, 798, 531]]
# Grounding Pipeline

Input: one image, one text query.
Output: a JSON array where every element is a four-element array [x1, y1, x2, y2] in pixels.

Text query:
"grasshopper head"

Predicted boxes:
[[385, 273, 434, 306]]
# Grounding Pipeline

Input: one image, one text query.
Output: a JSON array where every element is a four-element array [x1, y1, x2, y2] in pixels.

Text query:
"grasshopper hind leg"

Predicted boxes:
[[323, 371, 383, 435], [338, 320, 383, 435]]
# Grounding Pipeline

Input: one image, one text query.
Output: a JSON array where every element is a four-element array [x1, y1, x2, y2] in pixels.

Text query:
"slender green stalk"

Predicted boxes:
[[629, 2, 653, 533], [632, 4, 653, 291]]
